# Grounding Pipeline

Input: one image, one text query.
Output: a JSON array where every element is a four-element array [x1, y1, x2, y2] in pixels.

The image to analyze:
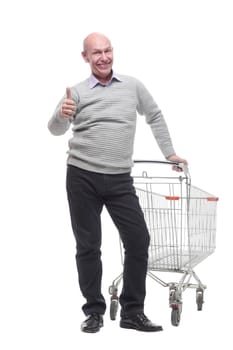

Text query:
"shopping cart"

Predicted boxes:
[[109, 160, 218, 326]]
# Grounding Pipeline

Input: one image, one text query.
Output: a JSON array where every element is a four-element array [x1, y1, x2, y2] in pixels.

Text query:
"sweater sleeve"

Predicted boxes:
[[48, 87, 79, 136], [136, 80, 176, 158]]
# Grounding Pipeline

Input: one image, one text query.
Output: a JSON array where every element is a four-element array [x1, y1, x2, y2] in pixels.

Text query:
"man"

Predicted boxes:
[[48, 32, 187, 333]]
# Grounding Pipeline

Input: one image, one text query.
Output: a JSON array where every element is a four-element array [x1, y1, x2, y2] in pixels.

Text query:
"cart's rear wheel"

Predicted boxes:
[[171, 307, 181, 326], [196, 288, 204, 311], [110, 298, 119, 320]]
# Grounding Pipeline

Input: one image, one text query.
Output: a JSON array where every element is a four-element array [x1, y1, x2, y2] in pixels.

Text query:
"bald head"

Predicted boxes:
[[83, 32, 112, 52]]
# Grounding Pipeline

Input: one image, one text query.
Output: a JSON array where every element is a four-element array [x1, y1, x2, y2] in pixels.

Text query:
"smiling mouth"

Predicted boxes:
[[98, 63, 111, 68]]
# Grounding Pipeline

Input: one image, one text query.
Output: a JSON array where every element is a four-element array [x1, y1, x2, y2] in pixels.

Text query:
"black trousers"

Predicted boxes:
[[66, 165, 150, 317]]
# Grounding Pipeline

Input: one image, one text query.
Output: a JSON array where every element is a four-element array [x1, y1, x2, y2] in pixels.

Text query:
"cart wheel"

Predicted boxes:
[[110, 298, 119, 320], [171, 307, 181, 326], [196, 288, 204, 311]]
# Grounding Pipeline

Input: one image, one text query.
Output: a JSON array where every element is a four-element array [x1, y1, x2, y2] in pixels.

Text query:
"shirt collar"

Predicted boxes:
[[89, 71, 122, 89]]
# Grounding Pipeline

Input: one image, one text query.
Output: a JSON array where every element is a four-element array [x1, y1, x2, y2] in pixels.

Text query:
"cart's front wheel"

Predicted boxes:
[[110, 298, 119, 320], [171, 307, 181, 326]]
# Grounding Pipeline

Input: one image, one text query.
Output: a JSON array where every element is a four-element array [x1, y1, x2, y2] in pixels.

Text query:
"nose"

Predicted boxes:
[[100, 52, 108, 60]]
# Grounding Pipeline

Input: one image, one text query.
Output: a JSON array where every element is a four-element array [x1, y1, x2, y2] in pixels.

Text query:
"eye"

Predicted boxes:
[[105, 48, 112, 54]]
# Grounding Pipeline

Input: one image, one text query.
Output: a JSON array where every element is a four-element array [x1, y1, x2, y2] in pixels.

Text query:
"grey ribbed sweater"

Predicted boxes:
[[48, 74, 175, 174]]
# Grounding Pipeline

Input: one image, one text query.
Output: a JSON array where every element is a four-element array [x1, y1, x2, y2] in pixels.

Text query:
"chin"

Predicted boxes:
[[99, 68, 112, 74]]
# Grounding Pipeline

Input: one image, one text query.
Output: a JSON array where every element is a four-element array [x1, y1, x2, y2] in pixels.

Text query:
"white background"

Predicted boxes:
[[0, 0, 232, 348]]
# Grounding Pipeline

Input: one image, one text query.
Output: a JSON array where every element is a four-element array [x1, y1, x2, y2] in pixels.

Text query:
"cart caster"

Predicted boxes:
[[169, 286, 182, 326], [110, 296, 119, 320], [109, 285, 119, 320], [196, 288, 204, 311], [169, 287, 177, 304], [171, 306, 181, 326], [109, 285, 115, 295]]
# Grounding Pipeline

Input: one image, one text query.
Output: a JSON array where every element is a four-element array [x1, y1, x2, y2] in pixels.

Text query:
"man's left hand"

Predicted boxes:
[[166, 154, 188, 172]]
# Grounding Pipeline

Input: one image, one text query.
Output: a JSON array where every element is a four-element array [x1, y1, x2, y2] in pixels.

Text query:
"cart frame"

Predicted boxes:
[[109, 160, 218, 326]]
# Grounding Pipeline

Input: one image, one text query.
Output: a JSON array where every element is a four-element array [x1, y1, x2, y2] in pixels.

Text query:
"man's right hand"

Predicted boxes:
[[60, 87, 77, 119]]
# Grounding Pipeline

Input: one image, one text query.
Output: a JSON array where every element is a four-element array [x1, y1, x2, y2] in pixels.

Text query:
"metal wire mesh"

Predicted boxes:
[[134, 177, 218, 272]]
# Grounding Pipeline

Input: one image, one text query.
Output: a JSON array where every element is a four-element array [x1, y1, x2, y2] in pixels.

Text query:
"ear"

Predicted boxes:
[[82, 51, 89, 63]]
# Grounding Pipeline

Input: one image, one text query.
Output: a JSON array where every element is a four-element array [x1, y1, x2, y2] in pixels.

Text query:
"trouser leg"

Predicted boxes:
[[66, 165, 106, 315], [105, 173, 150, 317]]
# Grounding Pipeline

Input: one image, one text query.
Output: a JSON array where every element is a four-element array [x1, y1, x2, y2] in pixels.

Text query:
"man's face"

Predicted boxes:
[[82, 35, 113, 83]]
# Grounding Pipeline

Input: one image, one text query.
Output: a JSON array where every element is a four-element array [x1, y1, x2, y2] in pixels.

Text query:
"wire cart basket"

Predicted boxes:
[[109, 160, 218, 326]]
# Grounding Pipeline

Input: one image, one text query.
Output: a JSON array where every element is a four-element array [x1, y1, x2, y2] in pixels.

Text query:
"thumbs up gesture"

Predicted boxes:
[[60, 87, 77, 119]]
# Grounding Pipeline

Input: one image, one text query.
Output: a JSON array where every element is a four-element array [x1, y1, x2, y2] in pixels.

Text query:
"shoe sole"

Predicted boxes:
[[81, 323, 103, 333], [120, 322, 163, 332]]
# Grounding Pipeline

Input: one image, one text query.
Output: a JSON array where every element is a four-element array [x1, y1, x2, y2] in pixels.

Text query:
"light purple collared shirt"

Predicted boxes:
[[89, 71, 122, 89]]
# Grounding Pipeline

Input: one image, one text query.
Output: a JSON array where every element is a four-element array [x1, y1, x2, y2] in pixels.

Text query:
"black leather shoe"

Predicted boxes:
[[120, 313, 163, 332], [81, 313, 103, 333]]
